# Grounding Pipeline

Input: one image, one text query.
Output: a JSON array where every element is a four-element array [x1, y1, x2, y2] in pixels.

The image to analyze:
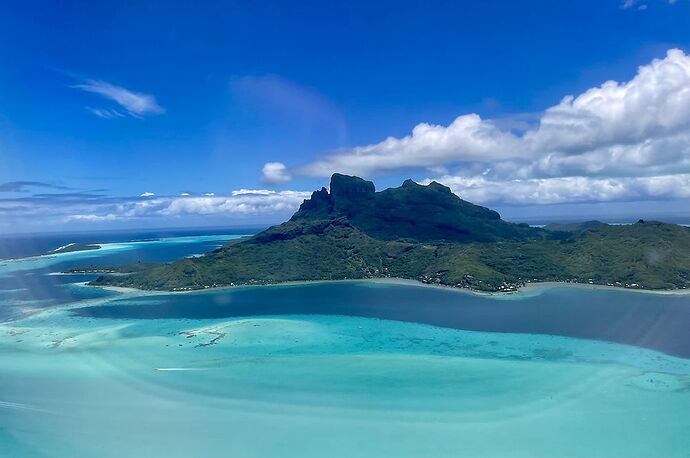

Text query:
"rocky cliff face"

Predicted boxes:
[[331, 173, 375, 199], [291, 174, 545, 243]]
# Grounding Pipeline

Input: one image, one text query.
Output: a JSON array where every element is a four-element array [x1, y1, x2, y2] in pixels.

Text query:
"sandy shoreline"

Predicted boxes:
[[93, 276, 690, 298]]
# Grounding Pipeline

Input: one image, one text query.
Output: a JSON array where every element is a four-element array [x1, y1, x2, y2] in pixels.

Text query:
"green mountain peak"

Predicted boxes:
[[291, 174, 541, 243], [85, 174, 690, 293]]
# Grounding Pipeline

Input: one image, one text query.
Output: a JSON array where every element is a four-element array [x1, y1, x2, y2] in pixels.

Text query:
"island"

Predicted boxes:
[[84, 174, 690, 292], [48, 242, 101, 255]]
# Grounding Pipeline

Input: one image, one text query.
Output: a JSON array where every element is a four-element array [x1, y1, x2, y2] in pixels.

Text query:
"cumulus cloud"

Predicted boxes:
[[158, 190, 310, 217], [426, 173, 690, 205], [140, 192, 156, 197], [527, 49, 690, 156], [66, 214, 119, 222], [297, 114, 524, 177], [0, 189, 311, 227], [272, 49, 690, 205], [231, 189, 276, 196], [261, 162, 292, 184], [72, 79, 164, 118]]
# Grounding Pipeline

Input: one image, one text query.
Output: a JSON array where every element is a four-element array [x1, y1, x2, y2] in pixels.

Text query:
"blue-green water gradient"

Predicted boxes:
[[1, 232, 689, 457]]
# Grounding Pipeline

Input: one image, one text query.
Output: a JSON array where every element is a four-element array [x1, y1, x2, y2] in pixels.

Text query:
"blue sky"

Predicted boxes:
[[1, 0, 690, 233]]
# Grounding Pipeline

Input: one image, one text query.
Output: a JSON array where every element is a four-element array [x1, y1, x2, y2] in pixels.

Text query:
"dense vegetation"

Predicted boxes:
[[87, 175, 690, 292], [291, 173, 547, 242]]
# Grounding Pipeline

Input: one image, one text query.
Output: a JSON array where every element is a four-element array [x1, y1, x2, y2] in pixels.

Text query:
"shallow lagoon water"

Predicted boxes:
[[0, 234, 245, 320], [1, 233, 690, 457], [73, 280, 690, 358]]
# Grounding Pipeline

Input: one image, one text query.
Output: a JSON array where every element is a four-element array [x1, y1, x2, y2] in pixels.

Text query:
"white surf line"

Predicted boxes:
[[48, 243, 75, 253]]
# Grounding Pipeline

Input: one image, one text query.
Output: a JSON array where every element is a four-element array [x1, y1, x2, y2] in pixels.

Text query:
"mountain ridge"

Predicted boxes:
[[85, 174, 690, 292], [290, 173, 546, 243]]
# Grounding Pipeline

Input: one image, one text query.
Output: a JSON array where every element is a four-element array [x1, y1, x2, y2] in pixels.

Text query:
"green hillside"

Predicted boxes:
[[87, 175, 690, 292]]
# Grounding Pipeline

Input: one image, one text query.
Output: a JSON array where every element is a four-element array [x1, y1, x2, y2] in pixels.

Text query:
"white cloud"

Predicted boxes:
[[12, 190, 313, 225], [73, 80, 164, 118], [426, 173, 690, 205], [158, 191, 310, 216], [231, 189, 276, 196], [273, 49, 690, 205], [526, 49, 690, 156], [261, 162, 292, 184], [297, 114, 524, 178], [66, 214, 119, 222], [140, 192, 156, 197]]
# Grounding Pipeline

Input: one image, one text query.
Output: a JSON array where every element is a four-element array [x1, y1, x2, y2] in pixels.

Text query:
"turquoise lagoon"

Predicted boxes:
[[1, 233, 690, 457]]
